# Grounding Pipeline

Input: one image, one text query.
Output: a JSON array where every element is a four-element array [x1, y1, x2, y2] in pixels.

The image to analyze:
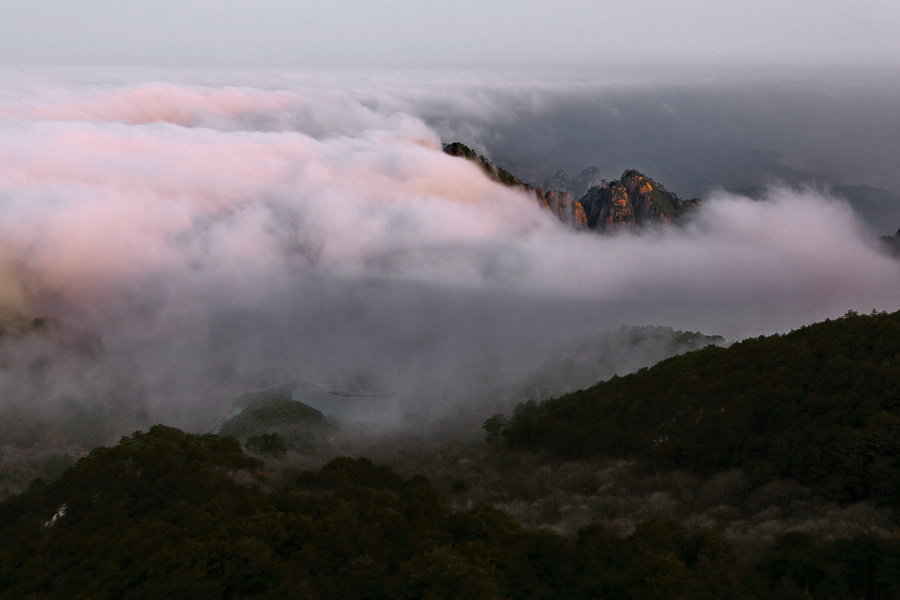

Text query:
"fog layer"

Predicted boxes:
[[1, 68, 898, 426]]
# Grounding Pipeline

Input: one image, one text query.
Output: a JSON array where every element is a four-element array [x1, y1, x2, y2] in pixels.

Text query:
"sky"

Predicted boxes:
[[2, 0, 899, 68]]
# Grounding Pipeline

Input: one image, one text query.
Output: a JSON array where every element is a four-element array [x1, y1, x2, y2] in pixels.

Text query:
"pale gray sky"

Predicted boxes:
[[2, 0, 899, 67]]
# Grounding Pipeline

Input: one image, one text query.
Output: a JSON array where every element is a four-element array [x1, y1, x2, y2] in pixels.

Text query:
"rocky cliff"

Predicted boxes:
[[581, 169, 700, 230], [443, 142, 587, 229], [544, 190, 587, 229], [443, 142, 697, 231]]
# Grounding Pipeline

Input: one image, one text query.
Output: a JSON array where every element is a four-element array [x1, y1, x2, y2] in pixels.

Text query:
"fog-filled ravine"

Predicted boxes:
[[1, 66, 898, 422]]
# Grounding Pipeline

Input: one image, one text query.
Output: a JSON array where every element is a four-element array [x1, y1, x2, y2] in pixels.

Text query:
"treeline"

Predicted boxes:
[[493, 310, 900, 505], [2, 426, 899, 599], [218, 393, 336, 448]]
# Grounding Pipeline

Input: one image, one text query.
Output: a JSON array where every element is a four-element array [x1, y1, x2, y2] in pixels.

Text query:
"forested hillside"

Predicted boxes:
[[3, 426, 898, 599], [496, 310, 900, 505]]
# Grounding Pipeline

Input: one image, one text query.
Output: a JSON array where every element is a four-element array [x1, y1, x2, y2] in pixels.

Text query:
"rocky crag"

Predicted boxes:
[[443, 142, 588, 229], [443, 142, 699, 231]]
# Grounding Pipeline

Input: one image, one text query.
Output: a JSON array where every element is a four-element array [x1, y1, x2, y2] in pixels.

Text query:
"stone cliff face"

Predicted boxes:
[[581, 181, 633, 229], [545, 190, 588, 229], [443, 142, 696, 232], [444, 142, 588, 230], [579, 169, 695, 230], [543, 170, 571, 195]]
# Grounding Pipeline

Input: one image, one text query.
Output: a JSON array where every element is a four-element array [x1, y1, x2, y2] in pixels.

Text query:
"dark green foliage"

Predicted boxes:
[[482, 413, 507, 445], [575, 520, 749, 600], [245, 433, 288, 456], [38, 453, 75, 480], [752, 532, 900, 600], [3, 425, 897, 599], [499, 310, 900, 504], [218, 394, 335, 444]]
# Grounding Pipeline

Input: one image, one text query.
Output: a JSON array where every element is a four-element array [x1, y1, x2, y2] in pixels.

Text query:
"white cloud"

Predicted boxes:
[[0, 69, 897, 424]]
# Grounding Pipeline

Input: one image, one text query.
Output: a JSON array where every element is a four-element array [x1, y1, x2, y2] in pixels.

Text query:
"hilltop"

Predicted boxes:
[[494, 310, 900, 505]]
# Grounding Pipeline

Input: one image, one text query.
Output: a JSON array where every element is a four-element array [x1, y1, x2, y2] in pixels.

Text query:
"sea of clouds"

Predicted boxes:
[[1, 67, 898, 426]]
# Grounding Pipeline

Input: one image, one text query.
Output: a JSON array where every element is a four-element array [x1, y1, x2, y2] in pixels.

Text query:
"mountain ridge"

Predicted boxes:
[[444, 142, 699, 231]]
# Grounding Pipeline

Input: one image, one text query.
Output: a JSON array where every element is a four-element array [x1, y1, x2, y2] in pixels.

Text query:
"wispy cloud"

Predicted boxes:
[[1, 68, 897, 426]]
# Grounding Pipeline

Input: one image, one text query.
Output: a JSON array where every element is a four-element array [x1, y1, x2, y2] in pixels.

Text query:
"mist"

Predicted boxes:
[[1, 67, 899, 433]]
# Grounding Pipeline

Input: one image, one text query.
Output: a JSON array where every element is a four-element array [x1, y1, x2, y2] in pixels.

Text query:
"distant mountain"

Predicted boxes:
[[447, 142, 900, 240], [444, 142, 698, 231], [543, 166, 605, 199]]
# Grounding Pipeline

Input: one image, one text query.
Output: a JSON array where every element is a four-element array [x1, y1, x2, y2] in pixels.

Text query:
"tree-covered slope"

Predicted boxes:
[[218, 392, 335, 444], [497, 310, 900, 504], [2, 426, 898, 599], [0, 426, 747, 600]]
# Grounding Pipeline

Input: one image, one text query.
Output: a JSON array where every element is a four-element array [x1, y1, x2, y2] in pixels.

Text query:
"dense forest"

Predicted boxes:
[[3, 426, 898, 599], [495, 310, 900, 505], [2, 311, 900, 598]]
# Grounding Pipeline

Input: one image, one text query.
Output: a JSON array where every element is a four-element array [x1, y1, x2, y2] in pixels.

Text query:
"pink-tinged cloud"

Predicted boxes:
[[0, 69, 897, 424]]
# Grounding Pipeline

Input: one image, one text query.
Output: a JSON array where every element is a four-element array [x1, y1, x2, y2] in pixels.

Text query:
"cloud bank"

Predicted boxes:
[[1, 68, 898, 428]]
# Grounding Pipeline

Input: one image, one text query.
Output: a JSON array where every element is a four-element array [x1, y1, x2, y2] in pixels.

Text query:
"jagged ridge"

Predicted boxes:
[[443, 142, 587, 228], [443, 142, 699, 231]]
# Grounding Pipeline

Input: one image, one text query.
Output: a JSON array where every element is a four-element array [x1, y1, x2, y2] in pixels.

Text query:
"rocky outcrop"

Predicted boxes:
[[543, 169, 571, 195], [543, 167, 605, 200], [579, 169, 697, 230], [545, 190, 587, 229], [443, 142, 896, 249], [444, 142, 587, 230], [443, 142, 696, 232]]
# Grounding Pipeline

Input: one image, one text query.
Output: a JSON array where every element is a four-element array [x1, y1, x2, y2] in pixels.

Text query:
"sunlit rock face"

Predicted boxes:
[[580, 169, 700, 230], [582, 181, 634, 228], [443, 142, 698, 232], [443, 142, 585, 228], [622, 169, 678, 224], [546, 190, 588, 229]]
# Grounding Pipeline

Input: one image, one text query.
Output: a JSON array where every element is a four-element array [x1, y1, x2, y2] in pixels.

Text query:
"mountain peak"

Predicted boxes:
[[443, 142, 587, 229], [443, 142, 694, 231], [442, 142, 522, 188], [579, 170, 696, 230]]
